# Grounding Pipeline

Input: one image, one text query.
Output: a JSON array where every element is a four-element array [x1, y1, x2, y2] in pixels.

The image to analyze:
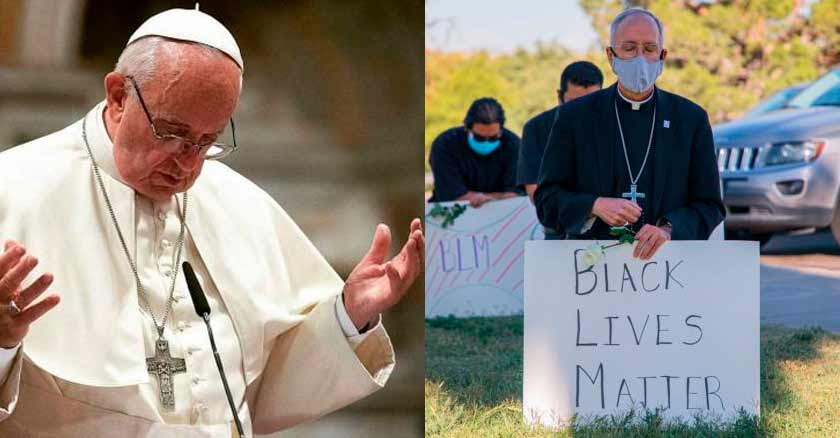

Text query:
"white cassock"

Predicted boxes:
[[0, 102, 395, 437]]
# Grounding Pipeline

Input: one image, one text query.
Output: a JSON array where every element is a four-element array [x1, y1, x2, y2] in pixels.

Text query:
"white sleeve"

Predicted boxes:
[[334, 295, 381, 349]]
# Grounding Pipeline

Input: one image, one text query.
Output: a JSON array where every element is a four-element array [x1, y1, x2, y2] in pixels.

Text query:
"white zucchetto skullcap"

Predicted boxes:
[[126, 4, 243, 71]]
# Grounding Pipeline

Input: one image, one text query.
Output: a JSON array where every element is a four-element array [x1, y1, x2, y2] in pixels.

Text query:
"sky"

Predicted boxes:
[[425, 0, 600, 54]]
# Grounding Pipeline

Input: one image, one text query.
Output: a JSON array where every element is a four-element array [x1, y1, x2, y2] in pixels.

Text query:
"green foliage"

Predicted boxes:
[[610, 225, 637, 244], [425, 52, 506, 167], [426, 202, 467, 228], [810, 0, 840, 64], [425, 45, 585, 169], [426, 0, 840, 168]]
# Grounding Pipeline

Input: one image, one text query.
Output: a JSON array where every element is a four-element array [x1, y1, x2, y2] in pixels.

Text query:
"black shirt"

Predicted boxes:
[[535, 83, 724, 240], [518, 106, 564, 238], [517, 106, 559, 187], [589, 90, 657, 238], [428, 126, 520, 202]]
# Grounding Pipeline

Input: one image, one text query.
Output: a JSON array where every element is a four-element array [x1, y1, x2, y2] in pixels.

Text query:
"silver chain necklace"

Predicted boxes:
[[614, 99, 656, 207], [82, 117, 189, 409]]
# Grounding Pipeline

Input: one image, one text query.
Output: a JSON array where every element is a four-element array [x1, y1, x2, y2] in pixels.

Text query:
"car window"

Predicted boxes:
[[748, 90, 793, 116], [788, 71, 840, 108]]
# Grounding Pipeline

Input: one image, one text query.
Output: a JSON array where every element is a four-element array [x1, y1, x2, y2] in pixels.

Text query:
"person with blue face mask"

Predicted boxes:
[[428, 97, 522, 207], [535, 7, 724, 259]]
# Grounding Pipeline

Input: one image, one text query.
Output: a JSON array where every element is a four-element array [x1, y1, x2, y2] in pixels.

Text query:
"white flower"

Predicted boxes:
[[582, 243, 605, 268]]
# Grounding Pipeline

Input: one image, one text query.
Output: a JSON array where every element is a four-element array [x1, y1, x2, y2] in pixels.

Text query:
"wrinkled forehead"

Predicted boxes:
[[143, 45, 241, 129], [614, 13, 661, 44]]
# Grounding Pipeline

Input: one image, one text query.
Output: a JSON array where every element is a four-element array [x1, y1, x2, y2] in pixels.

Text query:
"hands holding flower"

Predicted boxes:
[[583, 198, 674, 266]]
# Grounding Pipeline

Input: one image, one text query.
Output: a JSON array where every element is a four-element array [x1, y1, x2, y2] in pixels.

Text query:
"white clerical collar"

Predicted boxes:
[[87, 102, 189, 212], [617, 86, 655, 111], [86, 101, 130, 186]]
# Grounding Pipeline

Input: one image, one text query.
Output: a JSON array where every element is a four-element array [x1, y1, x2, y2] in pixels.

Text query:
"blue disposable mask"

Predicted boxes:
[[611, 53, 663, 94], [467, 132, 501, 156]]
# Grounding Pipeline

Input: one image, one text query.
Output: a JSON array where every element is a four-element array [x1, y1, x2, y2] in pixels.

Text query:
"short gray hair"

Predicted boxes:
[[114, 36, 243, 97], [609, 7, 664, 48]]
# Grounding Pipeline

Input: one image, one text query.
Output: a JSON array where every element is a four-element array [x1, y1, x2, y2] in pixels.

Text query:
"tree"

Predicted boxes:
[[425, 0, 837, 167], [581, 0, 829, 120]]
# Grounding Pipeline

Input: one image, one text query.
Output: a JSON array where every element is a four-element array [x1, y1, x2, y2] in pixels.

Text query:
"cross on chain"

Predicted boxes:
[[622, 184, 646, 205], [146, 338, 187, 410]]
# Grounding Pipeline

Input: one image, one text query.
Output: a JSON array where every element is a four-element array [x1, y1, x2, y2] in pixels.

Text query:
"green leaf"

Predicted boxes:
[[429, 202, 468, 229], [610, 226, 632, 237]]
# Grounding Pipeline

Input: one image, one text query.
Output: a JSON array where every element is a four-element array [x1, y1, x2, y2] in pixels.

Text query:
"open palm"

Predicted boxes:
[[342, 219, 424, 329]]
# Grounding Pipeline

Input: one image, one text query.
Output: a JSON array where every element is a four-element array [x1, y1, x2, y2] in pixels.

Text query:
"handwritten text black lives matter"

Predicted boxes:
[[572, 248, 725, 413]]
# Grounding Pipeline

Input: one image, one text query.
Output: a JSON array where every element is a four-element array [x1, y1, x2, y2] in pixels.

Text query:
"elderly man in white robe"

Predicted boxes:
[[0, 7, 423, 438]]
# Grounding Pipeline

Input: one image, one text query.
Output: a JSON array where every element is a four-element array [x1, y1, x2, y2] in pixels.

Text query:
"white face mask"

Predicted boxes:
[[611, 54, 663, 94]]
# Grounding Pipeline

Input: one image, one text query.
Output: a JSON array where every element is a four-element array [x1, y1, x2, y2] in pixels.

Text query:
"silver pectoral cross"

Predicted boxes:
[[622, 184, 646, 205], [146, 337, 187, 410]]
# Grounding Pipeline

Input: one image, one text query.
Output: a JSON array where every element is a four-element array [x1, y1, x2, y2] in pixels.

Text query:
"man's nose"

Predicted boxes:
[[172, 144, 203, 170]]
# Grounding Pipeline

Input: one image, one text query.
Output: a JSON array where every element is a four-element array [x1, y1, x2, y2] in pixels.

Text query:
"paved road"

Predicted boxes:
[[759, 230, 840, 333]]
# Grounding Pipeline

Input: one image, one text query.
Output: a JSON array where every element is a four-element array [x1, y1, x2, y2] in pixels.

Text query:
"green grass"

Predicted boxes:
[[425, 316, 840, 437]]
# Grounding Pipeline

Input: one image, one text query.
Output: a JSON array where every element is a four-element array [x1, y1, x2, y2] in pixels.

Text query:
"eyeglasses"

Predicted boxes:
[[126, 76, 238, 161], [610, 43, 662, 59], [470, 132, 502, 143]]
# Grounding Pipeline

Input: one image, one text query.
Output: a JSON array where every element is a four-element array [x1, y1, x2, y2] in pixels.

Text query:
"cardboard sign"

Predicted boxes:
[[425, 197, 543, 318], [523, 241, 759, 425]]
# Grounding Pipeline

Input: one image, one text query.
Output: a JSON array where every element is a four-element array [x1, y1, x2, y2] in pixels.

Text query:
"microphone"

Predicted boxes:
[[182, 262, 245, 438], [183, 261, 210, 316]]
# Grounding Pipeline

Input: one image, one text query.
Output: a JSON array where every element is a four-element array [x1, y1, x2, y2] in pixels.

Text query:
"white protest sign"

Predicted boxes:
[[523, 241, 759, 426], [425, 197, 544, 318]]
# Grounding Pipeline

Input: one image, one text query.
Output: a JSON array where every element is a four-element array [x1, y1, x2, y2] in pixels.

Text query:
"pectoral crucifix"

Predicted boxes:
[[622, 184, 645, 205], [147, 338, 187, 410]]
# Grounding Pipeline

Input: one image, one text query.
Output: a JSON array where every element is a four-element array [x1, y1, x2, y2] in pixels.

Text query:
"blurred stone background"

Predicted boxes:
[[0, 0, 424, 436]]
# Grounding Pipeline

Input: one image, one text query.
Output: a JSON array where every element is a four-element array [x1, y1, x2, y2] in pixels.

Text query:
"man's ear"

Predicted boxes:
[[660, 48, 668, 61], [104, 72, 128, 123], [606, 47, 613, 63]]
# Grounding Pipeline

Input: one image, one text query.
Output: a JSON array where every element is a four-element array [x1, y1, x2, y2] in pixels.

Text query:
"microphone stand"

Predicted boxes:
[[183, 261, 245, 438], [200, 311, 245, 438]]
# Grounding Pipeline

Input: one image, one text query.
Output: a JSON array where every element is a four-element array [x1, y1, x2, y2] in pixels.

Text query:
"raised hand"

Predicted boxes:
[[592, 197, 643, 226], [342, 219, 424, 330], [0, 241, 61, 349]]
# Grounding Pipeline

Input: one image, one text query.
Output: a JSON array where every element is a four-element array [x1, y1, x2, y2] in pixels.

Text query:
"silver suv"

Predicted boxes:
[[714, 68, 840, 247]]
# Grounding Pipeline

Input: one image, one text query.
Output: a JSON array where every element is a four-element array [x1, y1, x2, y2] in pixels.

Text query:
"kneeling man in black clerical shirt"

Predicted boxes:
[[535, 7, 724, 260], [428, 98, 522, 208], [518, 60, 603, 240]]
